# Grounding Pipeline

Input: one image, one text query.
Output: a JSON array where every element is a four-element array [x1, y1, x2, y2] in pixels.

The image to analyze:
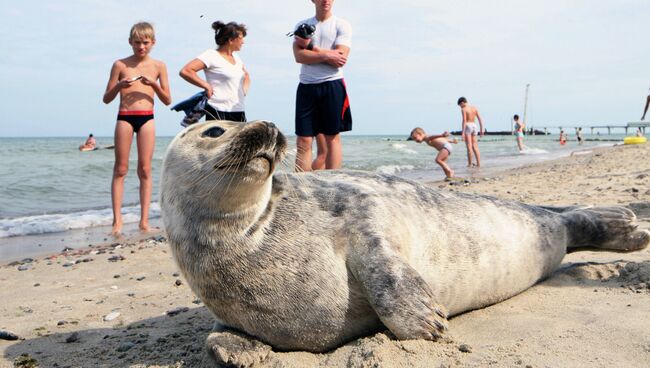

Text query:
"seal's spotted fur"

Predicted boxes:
[[161, 120, 649, 354]]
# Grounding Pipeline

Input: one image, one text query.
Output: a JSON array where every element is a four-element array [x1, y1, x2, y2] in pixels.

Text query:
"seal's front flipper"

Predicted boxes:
[[204, 327, 272, 367], [564, 206, 650, 253], [348, 240, 448, 341]]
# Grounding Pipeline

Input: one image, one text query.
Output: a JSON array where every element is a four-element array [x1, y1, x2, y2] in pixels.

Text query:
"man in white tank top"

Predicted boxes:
[[292, 0, 352, 172]]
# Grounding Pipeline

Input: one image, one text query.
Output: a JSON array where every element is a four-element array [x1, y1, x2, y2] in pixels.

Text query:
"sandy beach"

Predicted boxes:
[[1, 142, 649, 368]]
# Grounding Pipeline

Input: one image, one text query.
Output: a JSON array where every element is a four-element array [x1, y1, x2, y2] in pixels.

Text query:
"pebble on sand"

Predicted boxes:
[[108, 255, 126, 262], [65, 331, 80, 343], [13, 353, 38, 367], [117, 341, 135, 352], [104, 311, 121, 321], [0, 330, 20, 341], [166, 307, 190, 316]]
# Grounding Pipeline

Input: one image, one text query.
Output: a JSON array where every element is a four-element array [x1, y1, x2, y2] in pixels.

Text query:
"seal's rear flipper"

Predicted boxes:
[[563, 206, 650, 253], [538, 205, 585, 213]]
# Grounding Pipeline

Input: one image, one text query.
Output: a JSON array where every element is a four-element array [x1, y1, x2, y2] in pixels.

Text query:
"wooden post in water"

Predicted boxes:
[[522, 83, 530, 135]]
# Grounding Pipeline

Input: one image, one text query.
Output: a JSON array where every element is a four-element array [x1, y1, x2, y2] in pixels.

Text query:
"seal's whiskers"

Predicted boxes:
[[221, 151, 249, 198], [184, 153, 238, 191]]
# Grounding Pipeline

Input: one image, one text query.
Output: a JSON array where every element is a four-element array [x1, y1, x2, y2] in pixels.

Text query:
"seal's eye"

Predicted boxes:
[[202, 126, 225, 138]]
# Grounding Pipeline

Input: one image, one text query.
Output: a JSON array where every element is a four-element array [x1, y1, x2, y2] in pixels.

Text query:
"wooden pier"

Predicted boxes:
[[530, 122, 649, 135]]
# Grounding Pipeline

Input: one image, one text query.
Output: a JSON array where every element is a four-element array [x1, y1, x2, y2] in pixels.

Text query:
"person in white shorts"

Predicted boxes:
[[409, 127, 458, 180], [457, 96, 485, 167]]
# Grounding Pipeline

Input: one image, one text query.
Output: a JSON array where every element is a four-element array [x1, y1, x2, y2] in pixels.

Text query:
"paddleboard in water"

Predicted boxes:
[[79, 144, 114, 151]]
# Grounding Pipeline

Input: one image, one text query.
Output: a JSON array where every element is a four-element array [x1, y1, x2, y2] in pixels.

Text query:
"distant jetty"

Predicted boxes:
[[451, 122, 649, 136], [450, 129, 548, 136]]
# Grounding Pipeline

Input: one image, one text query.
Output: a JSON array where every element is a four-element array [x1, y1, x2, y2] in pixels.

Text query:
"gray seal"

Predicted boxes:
[[161, 120, 649, 355]]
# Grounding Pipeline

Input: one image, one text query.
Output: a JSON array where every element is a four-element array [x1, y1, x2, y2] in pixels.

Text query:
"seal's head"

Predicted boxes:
[[161, 120, 287, 214]]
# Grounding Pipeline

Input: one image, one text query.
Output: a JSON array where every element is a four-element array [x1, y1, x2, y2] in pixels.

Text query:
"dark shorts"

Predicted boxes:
[[295, 79, 352, 137], [204, 103, 247, 122], [117, 110, 154, 133]]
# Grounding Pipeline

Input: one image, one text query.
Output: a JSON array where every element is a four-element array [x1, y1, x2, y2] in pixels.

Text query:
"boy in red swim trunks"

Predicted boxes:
[[103, 22, 171, 235]]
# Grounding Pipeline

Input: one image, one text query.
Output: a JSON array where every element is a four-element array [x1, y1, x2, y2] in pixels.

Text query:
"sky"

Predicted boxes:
[[0, 0, 648, 137]]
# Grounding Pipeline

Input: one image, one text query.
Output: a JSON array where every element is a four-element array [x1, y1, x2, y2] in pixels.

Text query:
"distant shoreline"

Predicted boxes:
[[0, 142, 628, 264]]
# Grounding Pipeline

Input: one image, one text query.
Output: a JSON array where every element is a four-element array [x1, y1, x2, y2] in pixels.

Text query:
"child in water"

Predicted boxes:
[[409, 127, 458, 179], [513, 114, 525, 151], [457, 97, 484, 167], [559, 130, 568, 145], [79, 134, 96, 151]]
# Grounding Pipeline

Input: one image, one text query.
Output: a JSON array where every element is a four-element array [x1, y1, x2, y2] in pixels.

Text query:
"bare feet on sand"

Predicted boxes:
[[139, 222, 152, 232], [111, 221, 122, 236]]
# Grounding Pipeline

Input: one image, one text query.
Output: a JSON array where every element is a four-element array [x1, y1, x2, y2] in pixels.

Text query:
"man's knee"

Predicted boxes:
[[324, 134, 340, 141], [296, 136, 313, 152], [324, 134, 341, 148]]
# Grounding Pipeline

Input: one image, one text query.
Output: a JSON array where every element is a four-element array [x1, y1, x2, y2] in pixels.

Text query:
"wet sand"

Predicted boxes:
[[1, 143, 649, 367]]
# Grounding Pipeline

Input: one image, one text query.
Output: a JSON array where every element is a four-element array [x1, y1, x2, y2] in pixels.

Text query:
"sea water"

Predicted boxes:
[[0, 134, 622, 256]]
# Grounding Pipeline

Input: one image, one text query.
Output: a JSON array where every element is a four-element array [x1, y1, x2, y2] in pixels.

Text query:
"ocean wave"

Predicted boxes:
[[0, 203, 161, 238], [391, 143, 417, 155], [520, 147, 549, 155], [375, 165, 415, 175]]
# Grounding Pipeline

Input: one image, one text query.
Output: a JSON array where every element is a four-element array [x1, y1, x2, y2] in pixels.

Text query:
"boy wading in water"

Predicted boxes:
[[103, 22, 171, 235], [409, 127, 458, 179], [457, 97, 484, 167]]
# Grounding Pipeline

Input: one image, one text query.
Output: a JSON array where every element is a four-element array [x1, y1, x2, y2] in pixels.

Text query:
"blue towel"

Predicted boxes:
[[171, 92, 208, 127]]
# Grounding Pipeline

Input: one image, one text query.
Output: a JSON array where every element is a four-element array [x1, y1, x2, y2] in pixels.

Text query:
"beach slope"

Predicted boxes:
[[1, 143, 649, 367]]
